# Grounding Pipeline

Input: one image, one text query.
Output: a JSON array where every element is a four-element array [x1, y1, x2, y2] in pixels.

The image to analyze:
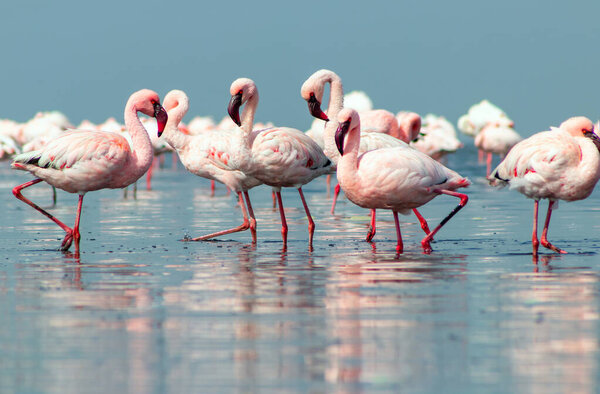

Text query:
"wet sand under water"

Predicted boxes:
[[2, 147, 600, 393]]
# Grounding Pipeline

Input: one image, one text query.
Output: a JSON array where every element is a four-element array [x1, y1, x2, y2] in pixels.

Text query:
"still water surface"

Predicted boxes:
[[2, 147, 600, 393]]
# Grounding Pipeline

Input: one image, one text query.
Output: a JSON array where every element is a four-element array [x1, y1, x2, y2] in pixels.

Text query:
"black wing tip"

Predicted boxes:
[[494, 171, 509, 182]]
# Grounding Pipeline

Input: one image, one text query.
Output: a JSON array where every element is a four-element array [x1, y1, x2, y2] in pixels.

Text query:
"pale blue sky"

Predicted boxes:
[[1, 0, 598, 136]]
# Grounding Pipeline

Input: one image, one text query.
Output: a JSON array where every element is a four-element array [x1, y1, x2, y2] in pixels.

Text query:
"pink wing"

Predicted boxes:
[[14, 130, 131, 172], [494, 129, 579, 182]]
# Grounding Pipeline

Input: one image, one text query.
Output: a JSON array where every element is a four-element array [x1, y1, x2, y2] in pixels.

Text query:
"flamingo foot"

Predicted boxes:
[[60, 231, 74, 251], [183, 222, 250, 242], [365, 228, 375, 242], [540, 239, 567, 254], [421, 239, 433, 254]]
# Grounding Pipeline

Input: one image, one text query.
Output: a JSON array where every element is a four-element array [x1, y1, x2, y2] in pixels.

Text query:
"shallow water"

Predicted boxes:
[[2, 147, 600, 393]]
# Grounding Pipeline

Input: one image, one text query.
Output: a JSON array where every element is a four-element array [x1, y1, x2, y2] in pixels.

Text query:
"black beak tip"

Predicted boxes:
[[228, 93, 243, 127]]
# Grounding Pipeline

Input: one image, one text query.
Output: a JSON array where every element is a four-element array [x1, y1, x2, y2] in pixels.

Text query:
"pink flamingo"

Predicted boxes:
[[475, 121, 522, 176], [395, 111, 422, 142], [11, 89, 168, 253], [489, 116, 600, 260], [228, 78, 331, 247], [335, 108, 470, 254], [160, 89, 262, 243], [301, 69, 433, 241], [457, 99, 514, 163], [411, 114, 463, 162]]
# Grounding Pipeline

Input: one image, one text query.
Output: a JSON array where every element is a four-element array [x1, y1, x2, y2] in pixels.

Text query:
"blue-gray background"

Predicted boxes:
[[1, 0, 598, 135]]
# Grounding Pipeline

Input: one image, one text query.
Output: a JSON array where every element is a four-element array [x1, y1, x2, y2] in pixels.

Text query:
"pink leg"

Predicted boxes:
[[393, 211, 403, 254], [366, 209, 376, 242], [71, 195, 84, 253], [478, 149, 484, 163], [272, 191, 277, 209], [244, 191, 257, 244], [420, 189, 469, 254], [276, 191, 288, 247], [210, 180, 215, 197], [159, 154, 165, 168], [540, 200, 567, 254], [331, 183, 341, 214], [297, 187, 315, 246], [486, 152, 493, 176], [185, 192, 250, 241], [146, 158, 155, 190], [326, 174, 331, 198], [13, 179, 75, 250], [412, 208, 431, 235], [532, 200, 540, 258]]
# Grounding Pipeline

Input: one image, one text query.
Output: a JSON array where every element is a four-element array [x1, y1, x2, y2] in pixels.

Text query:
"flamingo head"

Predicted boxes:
[[130, 89, 168, 137], [397, 111, 422, 142], [228, 78, 258, 127], [335, 108, 360, 155], [560, 116, 600, 150], [301, 70, 333, 121]]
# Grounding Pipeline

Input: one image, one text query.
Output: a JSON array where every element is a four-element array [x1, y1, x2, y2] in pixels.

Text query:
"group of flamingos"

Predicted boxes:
[[4, 69, 600, 261]]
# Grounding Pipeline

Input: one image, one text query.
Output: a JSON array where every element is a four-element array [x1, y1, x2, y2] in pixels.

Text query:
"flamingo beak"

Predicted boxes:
[[335, 120, 350, 155], [583, 127, 600, 149], [153, 103, 168, 137], [307, 94, 329, 121], [228, 92, 243, 126]]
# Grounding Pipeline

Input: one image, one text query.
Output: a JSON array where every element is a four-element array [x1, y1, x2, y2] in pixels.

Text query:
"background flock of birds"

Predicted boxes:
[[2, 69, 600, 262]]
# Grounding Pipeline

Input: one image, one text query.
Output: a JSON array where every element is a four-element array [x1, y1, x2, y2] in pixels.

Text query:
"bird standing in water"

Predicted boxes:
[[489, 116, 600, 260], [334, 108, 470, 254], [11, 89, 168, 253]]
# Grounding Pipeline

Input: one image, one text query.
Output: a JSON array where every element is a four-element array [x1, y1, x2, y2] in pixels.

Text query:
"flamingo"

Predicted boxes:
[[301, 69, 433, 241], [11, 89, 168, 253], [488, 116, 600, 259], [334, 108, 470, 253], [160, 89, 262, 243], [475, 121, 522, 176], [457, 99, 513, 162], [411, 114, 463, 161], [395, 111, 422, 142], [227, 78, 331, 247]]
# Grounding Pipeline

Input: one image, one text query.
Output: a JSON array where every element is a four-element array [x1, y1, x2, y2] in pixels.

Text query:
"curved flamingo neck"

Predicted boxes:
[[323, 74, 344, 163], [345, 123, 362, 161], [240, 93, 258, 137], [124, 102, 153, 179], [163, 99, 190, 151], [327, 75, 344, 121], [338, 123, 361, 183]]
